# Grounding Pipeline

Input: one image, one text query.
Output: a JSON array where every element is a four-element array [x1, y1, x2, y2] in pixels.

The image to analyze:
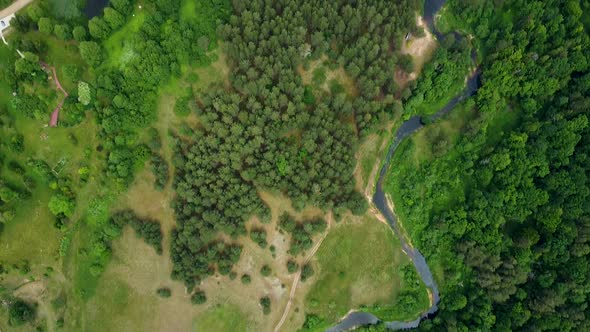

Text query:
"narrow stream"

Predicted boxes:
[[327, 1, 480, 331]]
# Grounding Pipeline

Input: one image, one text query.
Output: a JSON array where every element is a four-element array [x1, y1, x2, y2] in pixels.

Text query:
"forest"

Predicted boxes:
[[2, 0, 590, 331], [169, 0, 420, 289], [387, 0, 590, 331]]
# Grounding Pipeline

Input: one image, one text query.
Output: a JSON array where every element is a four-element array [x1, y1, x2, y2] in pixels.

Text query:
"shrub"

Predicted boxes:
[[241, 274, 251, 284], [9, 299, 36, 326], [78, 82, 91, 106], [191, 290, 207, 304], [301, 263, 314, 282], [260, 264, 271, 277], [156, 287, 171, 298], [260, 296, 271, 315], [287, 260, 299, 274]]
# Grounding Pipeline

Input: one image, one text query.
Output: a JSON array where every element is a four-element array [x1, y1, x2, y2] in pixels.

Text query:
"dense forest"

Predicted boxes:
[[388, 0, 590, 331], [170, 0, 421, 287]]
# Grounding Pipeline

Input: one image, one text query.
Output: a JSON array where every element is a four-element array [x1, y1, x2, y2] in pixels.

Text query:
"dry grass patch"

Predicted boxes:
[[397, 15, 438, 89]]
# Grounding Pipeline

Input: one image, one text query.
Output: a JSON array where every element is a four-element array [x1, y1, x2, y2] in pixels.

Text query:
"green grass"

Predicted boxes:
[[193, 303, 255, 332], [0, 185, 59, 265], [79, 276, 156, 332], [304, 215, 425, 323], [104, 11, 146, 68]]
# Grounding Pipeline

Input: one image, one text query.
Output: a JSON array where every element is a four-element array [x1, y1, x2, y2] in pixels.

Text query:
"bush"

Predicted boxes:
[[287, 260, 299, 274], [301, 263, 314, 282], [9, 299, 36, 326], [173, 95, 193, 117], [241, 274, 251, 284], [73, 26, 87, 41], [260, 264, 271, 277], [191, 290, 207, 304], [250, 228, 267, 248], [260, 296, 271, 315], [156, 287, 171, 298], [78, 82, 92, 106]]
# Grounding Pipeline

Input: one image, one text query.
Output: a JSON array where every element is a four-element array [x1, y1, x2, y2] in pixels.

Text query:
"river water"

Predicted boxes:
[[327, 0, 481, 331], [84, 0, 109, 19]]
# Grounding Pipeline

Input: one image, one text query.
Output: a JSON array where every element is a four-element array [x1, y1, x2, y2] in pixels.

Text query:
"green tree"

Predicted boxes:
[[54, 24, 71, 40], [301, 263, 314, 282], [156, 287, 171, 298], [88, 17, 111, 40], [73, 26, 87, 41], [37, 17, 53, 34], [78, 81, 92, 106], [48, 194, 75, 217], [191, 290, 207, 304], [9, 299, 36, 326], [79, 41, 104, 67], [103, 7, 125, 30], [260, 296, 271, 315], [260, 265, 272, 277]]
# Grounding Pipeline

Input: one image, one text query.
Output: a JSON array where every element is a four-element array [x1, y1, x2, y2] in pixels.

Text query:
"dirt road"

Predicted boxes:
[[0, 0, 34, 19], [274, 213, 333, 332]]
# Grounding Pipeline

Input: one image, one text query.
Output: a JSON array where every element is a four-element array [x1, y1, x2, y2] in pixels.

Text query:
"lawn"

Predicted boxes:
[[304, 214, 425, 324], [193, 303, 255, 332], [79, 273, 157, 332], [0, 185, 59, 266]]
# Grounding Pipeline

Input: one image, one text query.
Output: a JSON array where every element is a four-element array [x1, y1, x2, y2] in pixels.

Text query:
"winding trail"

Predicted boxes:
[[274, 213, 333, 332], [40, 62, 69, 127]]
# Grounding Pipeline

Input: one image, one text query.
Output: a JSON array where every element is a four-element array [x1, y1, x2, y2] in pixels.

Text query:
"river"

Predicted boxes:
[[327, 0, 480, 331], [83, 0, 109, 19]]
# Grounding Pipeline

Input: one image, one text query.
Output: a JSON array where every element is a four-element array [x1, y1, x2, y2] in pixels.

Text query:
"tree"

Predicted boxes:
[[37, 17, 53, 34], [287, 260, 299, 274], [156, 287, 171, 298], [10, 14, 33, 33], [260, 296, 271, 315], [191, 290, 207, 304], [78, 82, 92, 106], [103, 7, 125, 30], [14, 52, 40, 77], [9, 299, 36, 326], [73, 26, 87, 41], [79, 42, 104, 67], [301, 264, 314, 282], [54, 24, 71, 40], [241, 274, 251, 284], [48, 194, 75, 217], [260, 264, 271, 277], [111, 0, 132, 15], [88, 17, 111, 40]]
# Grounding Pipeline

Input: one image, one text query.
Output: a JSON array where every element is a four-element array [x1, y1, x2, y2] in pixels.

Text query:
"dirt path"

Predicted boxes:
[[0, 0, 34, 20], [40, 62, 69, 127], [273, 213, 333, 332]]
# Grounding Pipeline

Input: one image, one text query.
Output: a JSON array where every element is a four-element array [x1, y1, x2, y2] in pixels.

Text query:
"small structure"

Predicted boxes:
[[405, 32, 412, 41], [0, 14, 15, 33]]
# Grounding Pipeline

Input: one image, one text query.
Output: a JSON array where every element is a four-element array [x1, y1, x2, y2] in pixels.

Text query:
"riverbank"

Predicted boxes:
[[327, 0, 483, 329]]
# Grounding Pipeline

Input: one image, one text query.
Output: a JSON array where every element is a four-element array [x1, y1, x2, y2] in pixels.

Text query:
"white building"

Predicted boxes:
[[0, 14, 15, 33]]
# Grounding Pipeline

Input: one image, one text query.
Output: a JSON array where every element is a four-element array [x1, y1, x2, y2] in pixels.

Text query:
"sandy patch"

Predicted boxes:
[[396, 15, 438, 89]]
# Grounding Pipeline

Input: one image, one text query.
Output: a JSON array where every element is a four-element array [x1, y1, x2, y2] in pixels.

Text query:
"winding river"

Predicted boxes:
[[327, 1, 480, 331]]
